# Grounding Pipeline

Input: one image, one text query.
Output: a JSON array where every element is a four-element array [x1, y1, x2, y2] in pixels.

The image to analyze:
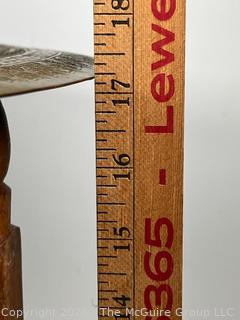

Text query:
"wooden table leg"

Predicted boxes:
[[0, 100, 23, 320]]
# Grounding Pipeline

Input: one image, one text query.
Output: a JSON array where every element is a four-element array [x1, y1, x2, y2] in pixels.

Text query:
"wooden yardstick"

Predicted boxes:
[[94, 1, 185, 319]]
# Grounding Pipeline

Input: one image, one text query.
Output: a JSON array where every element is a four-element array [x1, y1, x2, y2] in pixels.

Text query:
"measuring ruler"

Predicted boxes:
[[94, 1, 185, 319]]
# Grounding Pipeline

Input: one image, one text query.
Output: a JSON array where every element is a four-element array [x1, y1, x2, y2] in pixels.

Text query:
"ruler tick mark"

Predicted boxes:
[[98, 263, 109, 267], [96, 111, 116, 114], [96, 92, 133, 95], [97, 148, 117, 151], [95, 43, 107, 47], [95, 62, 107, 66], [96, 120, 108, 124], [95, 52, 125, 56], [97, 167, 133, 169], [96, 82, 107, 85], [94, 22, 106, 26], [94, 33, 116, 37], [96, 72, 116, 76], [94, 13, 133, 16], [96, 129, 126, 133], [98, 238, 132, 241], [97, 185, 117, 188], [97, 202, 126, 206], [98, 220, 117, 223], [98, 256, 117, 259], [96, 139, 108, 142], [99, 272, 127, 276]]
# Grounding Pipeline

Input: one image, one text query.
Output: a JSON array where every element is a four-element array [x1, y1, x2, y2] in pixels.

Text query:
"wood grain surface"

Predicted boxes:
[[0, 225, 23, 320], [0, 45, 94, 98], [134, 1, 185, 319], [94, 1, 185, 319], [0, 183, 23, 320]]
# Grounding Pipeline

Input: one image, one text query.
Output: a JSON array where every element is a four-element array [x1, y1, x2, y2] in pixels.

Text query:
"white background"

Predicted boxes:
[[0, 1, 240, 319]]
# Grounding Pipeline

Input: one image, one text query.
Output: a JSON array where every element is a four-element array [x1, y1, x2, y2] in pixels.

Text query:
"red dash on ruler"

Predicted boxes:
[[159, 169, 166, 185]]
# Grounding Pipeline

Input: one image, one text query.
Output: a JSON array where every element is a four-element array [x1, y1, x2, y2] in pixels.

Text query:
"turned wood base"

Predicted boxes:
[[0, 101, 23, 319], [0, 226, 23, 320]]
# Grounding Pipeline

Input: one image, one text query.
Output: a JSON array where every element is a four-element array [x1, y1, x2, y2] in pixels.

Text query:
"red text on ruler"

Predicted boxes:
[[144, 0, 176, 319]]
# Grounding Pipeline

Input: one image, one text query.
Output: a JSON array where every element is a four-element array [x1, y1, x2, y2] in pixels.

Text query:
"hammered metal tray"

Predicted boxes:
[[0, 45, 94, 98]]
